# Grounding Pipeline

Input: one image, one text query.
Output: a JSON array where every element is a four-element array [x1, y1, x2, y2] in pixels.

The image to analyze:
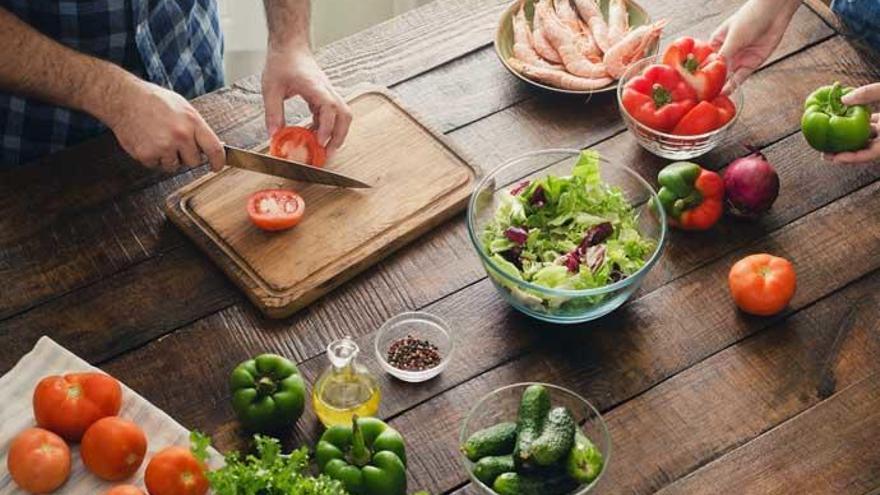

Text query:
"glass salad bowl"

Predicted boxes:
[[466, 149, 666, 324], [617, 55, 745, 160], [460, 383, 611, 495]]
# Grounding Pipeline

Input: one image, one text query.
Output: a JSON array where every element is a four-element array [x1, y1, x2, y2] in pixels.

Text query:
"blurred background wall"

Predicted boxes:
[[218, 0, 432, 81]]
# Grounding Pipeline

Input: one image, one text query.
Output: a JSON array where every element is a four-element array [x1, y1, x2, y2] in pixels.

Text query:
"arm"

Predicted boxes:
[[710, 0, 801, 91], [261, 0, 352, 155], [0, 8, 224, 171]]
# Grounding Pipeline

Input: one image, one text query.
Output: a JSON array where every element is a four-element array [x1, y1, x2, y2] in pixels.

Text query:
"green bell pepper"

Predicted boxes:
[[316, 416, 408, 495], [229, 353, 306, 432], [802, 82, 872, 152]]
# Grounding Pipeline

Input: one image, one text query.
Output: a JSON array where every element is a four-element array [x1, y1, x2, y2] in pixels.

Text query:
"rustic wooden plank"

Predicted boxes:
[[98, 174, 880, 461], [803, 0, 844, 32], [448, 34, 867, 172], [394, 2, 832, 133], [656, 373, 880, 495], [2, 29, 865, 329], [0, 0, 514, 313], [451, 270, 880, 494]]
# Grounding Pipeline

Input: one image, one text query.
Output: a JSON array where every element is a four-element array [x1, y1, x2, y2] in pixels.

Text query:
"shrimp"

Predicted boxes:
[[512, 2, 561, 69], [607, 0, 629, 47], [532, 0, 563, 64], [603, 20, 666, 78], [508, 57, 614, 90], [554, 0, 601, 60], [539, 1, 609, 78], [572, 0, 612, 53]]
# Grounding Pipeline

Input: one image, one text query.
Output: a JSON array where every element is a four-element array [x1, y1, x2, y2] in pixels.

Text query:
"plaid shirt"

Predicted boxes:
[[0, 0, 224, 166]]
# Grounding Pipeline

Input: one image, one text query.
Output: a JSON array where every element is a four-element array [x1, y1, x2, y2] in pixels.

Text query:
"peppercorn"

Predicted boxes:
[[387, 335, 442, 371]]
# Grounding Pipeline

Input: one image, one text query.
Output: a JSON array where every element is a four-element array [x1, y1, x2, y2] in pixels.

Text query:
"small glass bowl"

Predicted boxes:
[[374, 312, 454, 382], [460, 383, 611, 494], [617, 55, 744, 160]]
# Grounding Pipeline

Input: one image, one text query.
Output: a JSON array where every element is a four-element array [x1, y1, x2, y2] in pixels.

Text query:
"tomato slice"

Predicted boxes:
[[269, 126, 327, 167], [247, 189, 305, 232]]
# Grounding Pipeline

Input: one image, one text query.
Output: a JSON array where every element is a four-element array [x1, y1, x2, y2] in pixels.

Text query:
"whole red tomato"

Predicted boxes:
[[728, 254, 797, 316], [81, 417, 148, 481], [7, 427, 71, 494], [106, 485, 146, 495], [144, 446, 209, 495], [33, 372, 122, 441]]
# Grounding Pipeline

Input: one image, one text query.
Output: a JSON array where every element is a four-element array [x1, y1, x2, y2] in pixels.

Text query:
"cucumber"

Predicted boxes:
[[461, 422, 517, 461], [529, 406, 576, 466], [566, 430, 604, 484], [513, 384, 551, 467], [492, 472, 576, 495], [472, 454, 515, 486]]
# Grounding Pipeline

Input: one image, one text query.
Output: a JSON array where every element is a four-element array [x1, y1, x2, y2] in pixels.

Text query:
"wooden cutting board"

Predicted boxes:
[[166, 88, 477, 318]]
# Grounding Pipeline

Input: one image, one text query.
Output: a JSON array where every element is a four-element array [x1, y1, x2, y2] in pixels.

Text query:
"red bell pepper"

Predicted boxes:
[[622, 64, 697, 132], [662, 36, 727, 101], [672, 95, 736, 135], [657, 162, 724, 231]]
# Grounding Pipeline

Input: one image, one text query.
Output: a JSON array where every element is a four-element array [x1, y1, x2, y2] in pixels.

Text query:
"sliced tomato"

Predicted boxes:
[[247, 189, 305, 232], [269, 126, 327, 167]]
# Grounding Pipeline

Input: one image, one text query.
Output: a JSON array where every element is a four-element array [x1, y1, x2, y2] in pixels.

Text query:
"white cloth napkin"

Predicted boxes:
[[0, 336, 221, 494]]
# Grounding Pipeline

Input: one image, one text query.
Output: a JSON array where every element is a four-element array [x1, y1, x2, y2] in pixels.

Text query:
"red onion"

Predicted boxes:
[[723, 152, 780, 218]]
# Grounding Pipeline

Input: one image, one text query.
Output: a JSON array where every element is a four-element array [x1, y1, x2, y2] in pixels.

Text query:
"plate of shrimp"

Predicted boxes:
[[496, 0, 667, 94]]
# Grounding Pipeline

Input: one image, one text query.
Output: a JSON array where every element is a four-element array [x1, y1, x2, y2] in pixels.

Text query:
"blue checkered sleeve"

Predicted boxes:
[[0, 0, 224, 166]]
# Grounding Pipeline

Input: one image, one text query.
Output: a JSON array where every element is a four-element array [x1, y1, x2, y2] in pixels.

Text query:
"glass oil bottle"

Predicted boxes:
[[312, 337, 381, 427]]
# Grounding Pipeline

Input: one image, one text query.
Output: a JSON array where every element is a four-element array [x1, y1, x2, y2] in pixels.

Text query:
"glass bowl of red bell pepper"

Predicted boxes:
[[617, 55, 743, 160], [466, 149, 666, 324]]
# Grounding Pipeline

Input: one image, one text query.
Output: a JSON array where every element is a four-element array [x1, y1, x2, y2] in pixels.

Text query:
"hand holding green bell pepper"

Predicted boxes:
[[316, 416, 408, 495], [230, 353, 306, 432], [802, 82, 872, 153]]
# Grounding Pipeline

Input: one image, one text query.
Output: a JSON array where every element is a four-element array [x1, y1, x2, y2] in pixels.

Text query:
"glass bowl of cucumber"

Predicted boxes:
[[459, 382, 611, 494]]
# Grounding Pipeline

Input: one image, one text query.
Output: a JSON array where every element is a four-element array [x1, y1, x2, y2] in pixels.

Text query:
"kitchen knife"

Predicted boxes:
[[224, 144, 371, 188]]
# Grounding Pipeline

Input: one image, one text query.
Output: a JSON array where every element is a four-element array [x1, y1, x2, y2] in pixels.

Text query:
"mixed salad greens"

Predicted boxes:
[[481, 150, 656, 308]]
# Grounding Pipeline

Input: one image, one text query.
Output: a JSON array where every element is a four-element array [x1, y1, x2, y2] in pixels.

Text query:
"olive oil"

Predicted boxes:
[[312, 337, 381, 427]]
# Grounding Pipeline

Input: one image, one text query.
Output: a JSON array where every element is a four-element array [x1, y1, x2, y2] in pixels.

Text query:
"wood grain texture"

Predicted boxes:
[[656, 372, 880, 495], [394, 1, 831, 133], [0, 6, 836, 324], [450, 271, 880, 494], [98, 170, 880, 464], [167, 90, 476, 317]]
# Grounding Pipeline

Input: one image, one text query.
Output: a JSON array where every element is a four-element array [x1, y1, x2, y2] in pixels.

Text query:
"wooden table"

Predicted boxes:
[[2, 1, 879, 493]]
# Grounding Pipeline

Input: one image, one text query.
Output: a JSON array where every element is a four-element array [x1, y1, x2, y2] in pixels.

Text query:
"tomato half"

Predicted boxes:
[[33, 372, 122, 442], [247, 189, 306, 232], [106, 485, 146, 495], [81, 417, 148, 481], [728, 254, 797, 316], [7, 427, 71, 494], [269, 126, 327, 167], [144, 446, 209, 495]]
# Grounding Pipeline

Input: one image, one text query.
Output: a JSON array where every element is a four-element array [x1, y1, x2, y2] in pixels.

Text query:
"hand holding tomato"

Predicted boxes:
[[33, 372, 122, 441], [81, 417, 148, 481], [269, 126, 327, 167], [7, 428, 71, 494], [144, 446, 209, 495], [729, 254, 796, 316]]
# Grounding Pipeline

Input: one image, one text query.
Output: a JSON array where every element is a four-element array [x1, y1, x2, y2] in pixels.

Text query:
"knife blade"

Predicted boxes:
[[224, 144, 371, 188]]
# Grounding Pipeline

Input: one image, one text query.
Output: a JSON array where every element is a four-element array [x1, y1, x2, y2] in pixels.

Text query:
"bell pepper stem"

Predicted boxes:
[[829, 82, 846, 116], [256, 376, 276, 396], [350, 415, 372, 467], [651, 83, 672, 108]]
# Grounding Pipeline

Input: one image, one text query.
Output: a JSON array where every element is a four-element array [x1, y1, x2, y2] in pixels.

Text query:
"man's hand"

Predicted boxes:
[[824, 83, 880, 165], [261, 47, 351, 156], [710, 0, 800, 92], [103, 79, 225, 172]]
